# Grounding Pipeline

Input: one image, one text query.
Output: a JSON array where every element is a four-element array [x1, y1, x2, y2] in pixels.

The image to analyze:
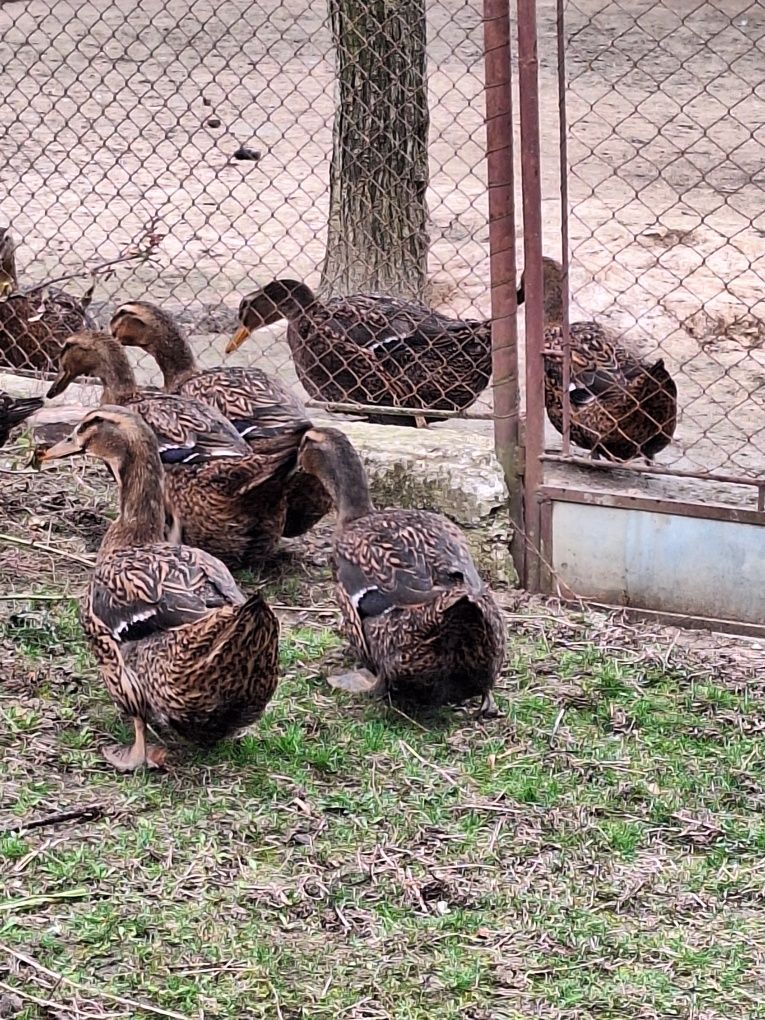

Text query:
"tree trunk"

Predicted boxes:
[[320, 0, 430, 300]]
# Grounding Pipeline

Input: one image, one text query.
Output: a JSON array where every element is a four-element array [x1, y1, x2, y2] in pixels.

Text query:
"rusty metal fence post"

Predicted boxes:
[[516, 0, 545, 592], [483, 0, 523, 582]]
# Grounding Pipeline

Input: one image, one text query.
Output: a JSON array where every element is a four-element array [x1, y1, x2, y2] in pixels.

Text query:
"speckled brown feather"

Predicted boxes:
[[84, 550, 279, 745], [542, 324, 677, 461], [335, 510, 505, 703], [49, 408, 280, 749], [297, 428, 505, 706], [111, 301, 332, 537], [49, 333, 299, 567], [519, 258, 678, 461], [0, 291, 93, 373], [0, 229, 93, 372], [236, 283, 492, 425]]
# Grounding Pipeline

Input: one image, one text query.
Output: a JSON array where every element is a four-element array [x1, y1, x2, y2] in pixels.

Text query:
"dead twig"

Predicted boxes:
[[0, 889, 90, 913], [267, 981, 285, 1020], [0, 944, 191, 1020], [5, 221, 165, 300], [271, 604, 339, 614], [398, 739, 461, 788], [3, 804, 105, 835], [386, 703, 429, 733], [0, 533, 94, 569], [0, 980, 93, 1019]]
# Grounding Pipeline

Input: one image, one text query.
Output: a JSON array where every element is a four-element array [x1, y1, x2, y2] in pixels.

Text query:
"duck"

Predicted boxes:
[[47, 332, 300, 569], [0, 392, 43, 448], [517, 257, 677, 462], [109, 300, 331, 537], [296, 426, 505, 714], [40, 407, 279, 771], [226, 280, 493, 426], [0, 227, 94, 374]]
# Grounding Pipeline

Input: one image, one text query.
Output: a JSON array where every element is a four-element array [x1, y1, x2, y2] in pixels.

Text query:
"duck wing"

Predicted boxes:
[[336, 509, 482, 620], [128, 392, 250, 466], [546, 323, 646, 401], [89, 543, 244, 646], [181, 367, 311, 440], [327, 294, 488, 360]]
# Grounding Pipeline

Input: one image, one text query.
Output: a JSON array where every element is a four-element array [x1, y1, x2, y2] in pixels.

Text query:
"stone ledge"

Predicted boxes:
[[1, 371, 516, 586]]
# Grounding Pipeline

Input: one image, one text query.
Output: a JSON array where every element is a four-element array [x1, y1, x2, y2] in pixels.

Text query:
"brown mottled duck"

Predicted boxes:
[[0, 392, 43, 447], [0, 227, 94, 373], [47, 332, 299, 568], [226, 281, 493, 426], [41, 407, 279, 771], [297, 427, 505, 714], [109, 300, 331, 536], [517, 257, 677, 462]]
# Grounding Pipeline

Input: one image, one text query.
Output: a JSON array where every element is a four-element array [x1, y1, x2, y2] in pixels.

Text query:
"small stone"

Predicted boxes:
[[206, 117, 221, 128], [233, 146, 262, 161], [202, 96, 212, 106], [0, 993, 23, 1018]]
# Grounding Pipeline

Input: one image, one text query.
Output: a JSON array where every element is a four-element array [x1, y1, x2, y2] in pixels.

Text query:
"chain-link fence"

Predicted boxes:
[[2, 1, 764, 500], [533, 0, 765, 488], [0, 0, 496, 423]]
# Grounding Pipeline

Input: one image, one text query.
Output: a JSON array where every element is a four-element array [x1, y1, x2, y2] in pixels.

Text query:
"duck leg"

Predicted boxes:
[[328, 668, 386, 697], [102, 717, 167, 772], [476, 691, 503, 719]]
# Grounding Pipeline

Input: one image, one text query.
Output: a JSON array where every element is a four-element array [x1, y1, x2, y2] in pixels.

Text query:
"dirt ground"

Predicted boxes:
[[3, 437, 765, 1018], [0, 0, 764, 493]]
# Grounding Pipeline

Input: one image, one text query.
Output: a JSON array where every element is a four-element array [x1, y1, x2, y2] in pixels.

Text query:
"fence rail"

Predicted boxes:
[[1, 0, 764, 600]]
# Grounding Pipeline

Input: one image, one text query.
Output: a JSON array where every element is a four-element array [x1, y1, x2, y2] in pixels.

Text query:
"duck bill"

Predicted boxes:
[[39, 434, 81, 462], [226, 324, 252, 354], [46, 370, 75, 399]]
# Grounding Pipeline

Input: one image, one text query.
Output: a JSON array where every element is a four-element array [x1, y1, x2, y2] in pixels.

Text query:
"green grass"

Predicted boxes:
[[2, 594, 765, 1019]]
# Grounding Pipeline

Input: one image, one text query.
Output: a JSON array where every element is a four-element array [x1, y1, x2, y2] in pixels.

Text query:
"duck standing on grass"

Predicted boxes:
[[518, 256, 677, 462], [297, 427, 505, 716], [40, 408, 280, 772]]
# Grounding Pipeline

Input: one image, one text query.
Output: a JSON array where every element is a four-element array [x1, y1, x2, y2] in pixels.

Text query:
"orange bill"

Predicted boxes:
[[40, 433, 81, 461], [225, 324, 252, 354]]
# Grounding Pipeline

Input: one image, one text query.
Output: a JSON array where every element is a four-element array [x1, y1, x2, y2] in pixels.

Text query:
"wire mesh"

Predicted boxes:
[[0, 0, 496, 423], [537, 0, 765, 487]]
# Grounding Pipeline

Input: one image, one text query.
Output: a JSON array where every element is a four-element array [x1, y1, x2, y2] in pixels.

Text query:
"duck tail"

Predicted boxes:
[[80, 276, 96, 313], [5, 395, 43, 426], [234, 431, 301, 497], [218, 592, 279, 660], [437, 589, 506, 696], [440, 588, 490, 627], [645, 357, 678, 399], [173, 593, 279, 746]]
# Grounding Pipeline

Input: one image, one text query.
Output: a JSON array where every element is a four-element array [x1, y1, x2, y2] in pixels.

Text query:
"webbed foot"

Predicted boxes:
[[328, 668, 386, 697], [102, 717, 167, 772], [102, 742, 166, 772], [476, 691, 503, 720]]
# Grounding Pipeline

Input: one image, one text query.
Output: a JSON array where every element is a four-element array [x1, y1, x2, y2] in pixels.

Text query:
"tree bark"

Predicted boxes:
[[320, 0, 430, 300]]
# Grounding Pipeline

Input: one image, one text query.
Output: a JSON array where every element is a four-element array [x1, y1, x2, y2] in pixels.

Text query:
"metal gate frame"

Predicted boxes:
[[484, 0, 765, 633]]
